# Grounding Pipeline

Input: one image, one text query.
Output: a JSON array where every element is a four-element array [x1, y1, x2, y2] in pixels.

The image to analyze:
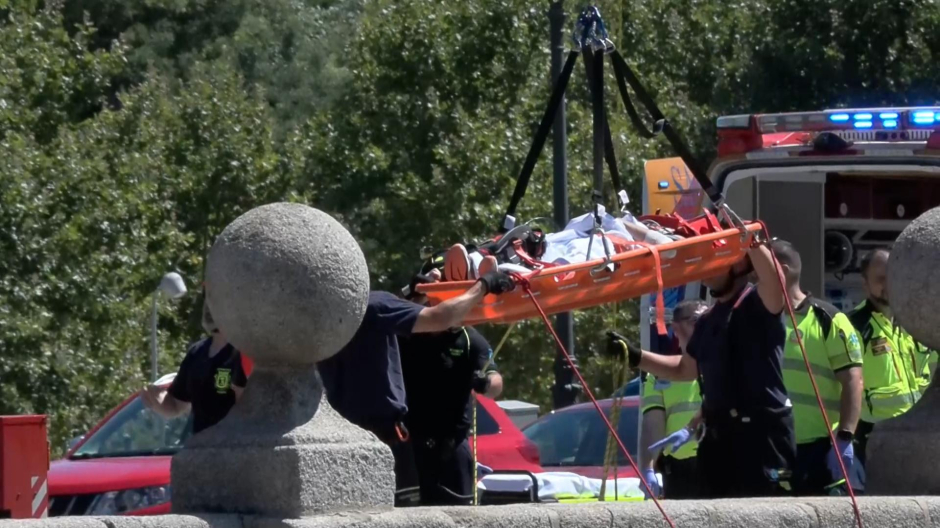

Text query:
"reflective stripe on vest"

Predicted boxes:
[[665, 401, 700, 416], [787, 392, 840, 414], [783, 306, 845, 444], [866, 387, 918, 421], [642, 393, 665, 409], [782, 358, 839, 383]]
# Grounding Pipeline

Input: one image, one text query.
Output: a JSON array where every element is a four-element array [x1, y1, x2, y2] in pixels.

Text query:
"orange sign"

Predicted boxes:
[[643, 157, 706, 218]]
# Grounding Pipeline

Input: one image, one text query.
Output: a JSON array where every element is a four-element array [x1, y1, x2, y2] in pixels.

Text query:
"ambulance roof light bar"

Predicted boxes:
[[717, 107, 940, 134]]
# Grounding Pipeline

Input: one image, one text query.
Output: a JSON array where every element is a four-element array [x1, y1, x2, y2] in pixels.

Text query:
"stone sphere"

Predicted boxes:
[[205, 202, 369, 365], [888, 205, 940, 350]]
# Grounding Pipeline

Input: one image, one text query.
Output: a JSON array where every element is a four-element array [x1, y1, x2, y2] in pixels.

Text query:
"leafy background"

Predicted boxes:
[[1, 0, 939, 455]]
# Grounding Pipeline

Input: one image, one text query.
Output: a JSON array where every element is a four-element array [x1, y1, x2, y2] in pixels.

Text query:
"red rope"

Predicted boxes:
[[515, 276, 676, 528], [758, 221, 863, 528]]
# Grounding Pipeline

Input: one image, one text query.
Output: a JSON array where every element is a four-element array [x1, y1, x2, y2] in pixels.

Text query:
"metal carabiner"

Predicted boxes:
[[718, 202, 751, 243]]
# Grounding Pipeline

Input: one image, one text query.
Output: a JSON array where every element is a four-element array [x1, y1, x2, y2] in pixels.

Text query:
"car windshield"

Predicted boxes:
[[71, 395, 192, 459], [522, 403, 638, 467]]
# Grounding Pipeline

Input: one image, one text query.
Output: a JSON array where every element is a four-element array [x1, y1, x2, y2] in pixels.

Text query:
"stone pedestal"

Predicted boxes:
[[867, 381, 940, 495], [887, 205, 940, 351], [867, 205, 940, 494], [171, 366, 394, 516], [170, 202, 389, 517]]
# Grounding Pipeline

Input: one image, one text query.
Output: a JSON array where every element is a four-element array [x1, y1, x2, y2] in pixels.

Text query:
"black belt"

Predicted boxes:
[[411, 433, 466, 450], [703, 406, 792, 426]]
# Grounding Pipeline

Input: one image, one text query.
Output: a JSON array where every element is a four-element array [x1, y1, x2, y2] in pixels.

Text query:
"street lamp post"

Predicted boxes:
[[150, 272, 187, 382], [549, 1, 580, 410]]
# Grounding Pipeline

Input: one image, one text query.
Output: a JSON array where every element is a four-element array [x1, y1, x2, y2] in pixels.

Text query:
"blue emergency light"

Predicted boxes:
[[854, 121, 873, 129], [913, 111, 936, 125], [829, 113, 850, 123]]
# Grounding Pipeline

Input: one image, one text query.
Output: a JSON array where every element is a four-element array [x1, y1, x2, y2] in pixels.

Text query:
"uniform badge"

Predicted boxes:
[[789, 329, 804, 343], [872, 337, 892, 356], [214, 368, 232, 393]]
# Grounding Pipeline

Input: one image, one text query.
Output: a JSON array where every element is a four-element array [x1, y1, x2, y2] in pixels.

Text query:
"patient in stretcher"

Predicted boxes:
[[440, 206, 681, 282]]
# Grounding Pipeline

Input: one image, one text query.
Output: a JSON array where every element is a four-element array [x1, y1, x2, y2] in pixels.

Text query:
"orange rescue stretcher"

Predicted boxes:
[[416, 222, 762, 326]]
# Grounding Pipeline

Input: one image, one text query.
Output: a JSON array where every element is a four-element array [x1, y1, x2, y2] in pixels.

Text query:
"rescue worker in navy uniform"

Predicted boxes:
[[143, 299, 248, 435], [609, 237, 797, 498], [317, 266, 515, 507], [399, 319, 503, 505]]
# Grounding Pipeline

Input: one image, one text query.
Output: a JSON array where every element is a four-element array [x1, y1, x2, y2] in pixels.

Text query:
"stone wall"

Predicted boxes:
[[6, 497, 940, 528]]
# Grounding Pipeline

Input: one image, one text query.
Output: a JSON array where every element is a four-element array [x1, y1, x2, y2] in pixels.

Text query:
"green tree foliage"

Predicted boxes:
[[303, 0, 666, 412], [60, 0, 358, 132], [4, 0, 940, 451], [0, 3, 306, 453]]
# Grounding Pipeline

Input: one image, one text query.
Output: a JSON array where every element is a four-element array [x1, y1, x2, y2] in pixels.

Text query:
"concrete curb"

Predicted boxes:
[[4, 497, 940, 528]]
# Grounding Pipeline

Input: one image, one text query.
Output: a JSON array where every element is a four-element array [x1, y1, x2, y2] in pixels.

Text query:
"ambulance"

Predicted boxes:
[[641, 106, 940, 351]]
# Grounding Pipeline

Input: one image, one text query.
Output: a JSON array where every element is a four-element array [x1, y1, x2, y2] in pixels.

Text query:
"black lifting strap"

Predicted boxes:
[[501, 50, 580, 232], [581, 48, 625, 205], [608, 50, 723, 205]]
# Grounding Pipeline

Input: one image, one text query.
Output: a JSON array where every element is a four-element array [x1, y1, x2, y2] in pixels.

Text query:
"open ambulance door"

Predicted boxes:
[[639, 158, 707, 354], [636, 157, 706, 467]]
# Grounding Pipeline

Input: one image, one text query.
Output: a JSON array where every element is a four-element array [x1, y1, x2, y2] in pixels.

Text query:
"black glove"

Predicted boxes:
[[472, 370, 491, 394], [401, 272, 435, 300], [478, 271, 516, 295], [606, 331, 642, 369]]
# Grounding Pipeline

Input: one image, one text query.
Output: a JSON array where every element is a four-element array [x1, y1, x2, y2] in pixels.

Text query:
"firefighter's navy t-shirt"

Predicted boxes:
[[318, 291, 424, 434], [168, 337, 247, 434], [399, 327, 497, 439], [686, 286, 790, 415]]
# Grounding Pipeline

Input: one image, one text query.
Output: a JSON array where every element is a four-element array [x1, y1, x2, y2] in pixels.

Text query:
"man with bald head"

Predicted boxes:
[[849, 247, 936, 465]]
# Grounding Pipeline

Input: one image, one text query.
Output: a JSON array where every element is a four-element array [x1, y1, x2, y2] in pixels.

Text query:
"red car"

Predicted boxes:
[[520, 397, 641, 479], [47, 374, 540, 516]]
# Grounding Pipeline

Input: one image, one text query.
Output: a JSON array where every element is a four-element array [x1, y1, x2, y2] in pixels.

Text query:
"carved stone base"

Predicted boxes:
[[866, 381, 940, 495], [170, 365, 394, 517]]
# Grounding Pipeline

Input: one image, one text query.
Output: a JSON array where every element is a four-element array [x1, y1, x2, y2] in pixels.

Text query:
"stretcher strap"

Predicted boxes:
[[582, 47, 625, 204], [608, 49, 722, 206], [759, 221, 863, 528], [514, 274, 676, 528], [629, 240, 667, 335], [503, 51, 579, 230]]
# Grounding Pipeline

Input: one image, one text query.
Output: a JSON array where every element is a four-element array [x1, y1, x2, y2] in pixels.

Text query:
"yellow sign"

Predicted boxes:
[[643, 158, 705, 218]]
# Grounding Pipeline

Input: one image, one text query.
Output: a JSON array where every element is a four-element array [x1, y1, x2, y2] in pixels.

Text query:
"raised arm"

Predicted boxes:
[[749, 243, 786, 315]]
